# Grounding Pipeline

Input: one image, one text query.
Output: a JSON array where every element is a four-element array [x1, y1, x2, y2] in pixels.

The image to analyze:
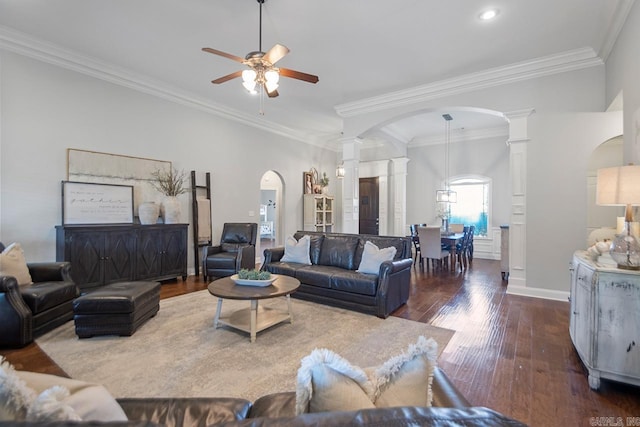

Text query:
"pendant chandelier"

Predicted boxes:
[[436, 113, 457, 204]]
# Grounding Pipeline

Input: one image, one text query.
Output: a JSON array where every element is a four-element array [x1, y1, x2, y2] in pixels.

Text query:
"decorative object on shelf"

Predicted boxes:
[[150, 168, 187, 224], [319, 172, 330, 194], [336, 162, 345, 179], [596, 165, 640, 270], [138, 201, 159, 225], [303, 171, 314, 195]]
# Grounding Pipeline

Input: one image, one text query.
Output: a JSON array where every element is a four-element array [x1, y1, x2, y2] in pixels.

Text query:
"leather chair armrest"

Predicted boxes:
[[378, 258, 413, 275], [262, 248, 284, 267], [431, 367, 471, 408], [237, 245, 256, 271], [27, 262, 72, 283], [0, 275, 33, 347]]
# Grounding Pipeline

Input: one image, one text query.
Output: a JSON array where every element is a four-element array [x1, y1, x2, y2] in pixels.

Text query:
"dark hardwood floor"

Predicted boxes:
[[2, 259, 639, 426]]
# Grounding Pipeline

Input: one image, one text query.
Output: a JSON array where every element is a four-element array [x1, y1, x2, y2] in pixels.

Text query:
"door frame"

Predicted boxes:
[[359, 160, 389, 235]]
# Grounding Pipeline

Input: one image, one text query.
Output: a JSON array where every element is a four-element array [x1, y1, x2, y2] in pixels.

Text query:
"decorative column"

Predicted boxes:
[[504, 108, 535, 293], [391, 157, 409, 236], [340, 137, 362, 233]]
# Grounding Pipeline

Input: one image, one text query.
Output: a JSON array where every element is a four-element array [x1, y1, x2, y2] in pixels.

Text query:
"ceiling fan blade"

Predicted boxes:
[[263, 44, 290, 65], [279, 67, 319, 84], [211, 70, 243, 84], [202, 47, 245, 63]]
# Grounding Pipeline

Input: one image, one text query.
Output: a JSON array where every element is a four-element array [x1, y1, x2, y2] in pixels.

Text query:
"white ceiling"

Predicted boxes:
[[0, 0, 633, 147]]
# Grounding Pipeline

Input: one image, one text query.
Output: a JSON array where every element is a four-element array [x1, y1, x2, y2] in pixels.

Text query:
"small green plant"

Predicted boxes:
[[238, 269, 271, 280]]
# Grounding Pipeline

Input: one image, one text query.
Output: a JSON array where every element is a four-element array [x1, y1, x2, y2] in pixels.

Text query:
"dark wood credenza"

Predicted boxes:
[[56, 224, 188, 291]]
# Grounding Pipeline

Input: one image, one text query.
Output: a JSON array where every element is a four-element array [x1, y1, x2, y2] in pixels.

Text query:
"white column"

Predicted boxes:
[[391, 157, 409, 236], [504, 108, 535, 293], [340, 137, 362, 233]]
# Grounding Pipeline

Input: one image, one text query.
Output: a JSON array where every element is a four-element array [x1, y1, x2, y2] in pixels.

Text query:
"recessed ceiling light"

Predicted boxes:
[[479, 9, 499, 21]]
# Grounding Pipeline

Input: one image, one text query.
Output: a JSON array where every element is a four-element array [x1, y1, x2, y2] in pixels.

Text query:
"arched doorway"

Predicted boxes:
[[259, 170, 284, 261]]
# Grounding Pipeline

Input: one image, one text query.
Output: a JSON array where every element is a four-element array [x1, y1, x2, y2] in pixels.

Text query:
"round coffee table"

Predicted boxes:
[[208, 274, 300, 342]]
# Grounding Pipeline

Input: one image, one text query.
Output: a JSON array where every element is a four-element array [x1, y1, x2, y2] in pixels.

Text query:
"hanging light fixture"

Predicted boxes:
[[336, 162, 345, 179], [436, 114, 457, 204]]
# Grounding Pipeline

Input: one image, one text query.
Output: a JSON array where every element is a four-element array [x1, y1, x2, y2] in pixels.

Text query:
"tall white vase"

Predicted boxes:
[[162, 197, 181, 224]]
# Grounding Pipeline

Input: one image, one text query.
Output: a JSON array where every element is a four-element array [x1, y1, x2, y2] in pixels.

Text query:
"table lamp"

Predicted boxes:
[[596, 165, 640, 270]]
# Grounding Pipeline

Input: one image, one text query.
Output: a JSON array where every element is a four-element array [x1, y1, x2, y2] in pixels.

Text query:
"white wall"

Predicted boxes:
[[0, 52, 336, 269], [605, 1, 640, 162]]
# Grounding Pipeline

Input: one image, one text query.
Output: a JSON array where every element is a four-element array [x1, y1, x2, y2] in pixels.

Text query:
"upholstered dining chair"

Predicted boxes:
[[449, 223, 465, 233], [417, 226, 450, 272], [203, 223, 258, 280]]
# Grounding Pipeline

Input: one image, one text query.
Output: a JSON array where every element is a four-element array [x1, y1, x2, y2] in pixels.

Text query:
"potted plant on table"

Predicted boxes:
[[150, 168, 188, 224], [319, 172, 330, 194]]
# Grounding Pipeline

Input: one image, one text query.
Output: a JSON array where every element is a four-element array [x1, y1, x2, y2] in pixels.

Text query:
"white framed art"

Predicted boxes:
[[62, 181, 134, 225]]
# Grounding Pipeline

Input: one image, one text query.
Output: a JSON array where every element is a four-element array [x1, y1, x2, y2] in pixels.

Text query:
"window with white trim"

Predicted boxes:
[[448, 177, 490, 237]]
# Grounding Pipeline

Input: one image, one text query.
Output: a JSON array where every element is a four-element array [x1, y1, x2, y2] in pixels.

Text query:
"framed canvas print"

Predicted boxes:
[[62, 181, 134, 225], [303, 171, 314, 194]]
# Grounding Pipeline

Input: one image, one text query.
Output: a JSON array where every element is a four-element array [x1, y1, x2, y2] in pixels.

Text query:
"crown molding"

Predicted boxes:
[[599, 0, 636, 61], [335, 47, 603, 118], [0, 25, 322, 146]]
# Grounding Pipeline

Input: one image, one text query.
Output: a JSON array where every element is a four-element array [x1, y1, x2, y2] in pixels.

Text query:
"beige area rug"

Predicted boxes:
[[37, 290, 455, 401]]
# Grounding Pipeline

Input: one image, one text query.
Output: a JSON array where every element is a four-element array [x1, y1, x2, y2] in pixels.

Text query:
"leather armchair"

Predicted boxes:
[[0, 242, 79, 348], [203, 223, 258, 280]]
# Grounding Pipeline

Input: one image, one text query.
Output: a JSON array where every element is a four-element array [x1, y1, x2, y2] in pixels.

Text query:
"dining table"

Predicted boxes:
[[441, 232, 466, 270]]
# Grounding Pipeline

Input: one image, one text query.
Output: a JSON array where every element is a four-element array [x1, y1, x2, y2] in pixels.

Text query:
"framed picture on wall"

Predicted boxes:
[[303, 171, 314, 194], [62, 181, 134, 225]]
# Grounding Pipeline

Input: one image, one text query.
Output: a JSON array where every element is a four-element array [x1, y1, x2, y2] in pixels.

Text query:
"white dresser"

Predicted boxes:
[[569, 251, 640, 389]]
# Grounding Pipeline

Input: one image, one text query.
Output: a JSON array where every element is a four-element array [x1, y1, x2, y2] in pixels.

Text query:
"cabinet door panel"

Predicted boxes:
[[136, 229, 163, 279], [162, 228, 187, 276], [596, 278, 640, 374], [68, 232, 104, 289], [572, 262, 593, 365], [103, 231, 136, 283]]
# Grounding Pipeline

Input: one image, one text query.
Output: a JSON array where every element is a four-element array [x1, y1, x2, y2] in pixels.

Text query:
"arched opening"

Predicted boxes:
[[259, 170, 284, 261]]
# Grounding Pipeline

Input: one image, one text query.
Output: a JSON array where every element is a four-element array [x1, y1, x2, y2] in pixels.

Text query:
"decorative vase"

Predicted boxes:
[[162, 196, 181, 224], [138, 202, 159, 225], [321, 186, 329, 194]]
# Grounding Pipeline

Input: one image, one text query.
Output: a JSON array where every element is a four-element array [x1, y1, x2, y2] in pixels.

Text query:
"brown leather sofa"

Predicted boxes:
[[1, 368, 526, 426], [262, 231, 413, 318], [0, 242, 79, 347]]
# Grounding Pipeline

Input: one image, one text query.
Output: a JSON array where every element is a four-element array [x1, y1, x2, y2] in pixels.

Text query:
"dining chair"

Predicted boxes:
[[467, 225, 475, 264], [455, 226, 473, 268], [417, 226, 450, 272], [409, 223, 426, 267]]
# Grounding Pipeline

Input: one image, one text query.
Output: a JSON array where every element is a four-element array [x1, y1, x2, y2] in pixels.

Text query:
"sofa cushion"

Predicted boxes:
[[20, 281, 79, 314], [318, 236, 358, 270], [0, 243, 33, 286], [207, 251, 239, 269], [356, 241, 397, 275], [295, 266, 346, 289], [26, 386, 81, 422], [295, 336, 437, 415], [330, 271, 378, 296], [280, 235, 311, 265], [264, 262, 308, 277], [293, 233, 324, 265], [0, 356, 36, 420]]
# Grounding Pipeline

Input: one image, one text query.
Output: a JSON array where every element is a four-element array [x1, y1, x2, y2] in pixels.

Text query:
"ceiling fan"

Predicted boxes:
[[202, 0, 319, 98]]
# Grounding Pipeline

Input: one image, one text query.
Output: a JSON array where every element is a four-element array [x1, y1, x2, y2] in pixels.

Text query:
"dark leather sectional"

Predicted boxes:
[[262, 231, 413, 318]]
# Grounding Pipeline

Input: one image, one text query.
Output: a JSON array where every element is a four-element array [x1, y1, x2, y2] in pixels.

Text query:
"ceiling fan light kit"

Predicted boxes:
[[202, 0, 318, 109]]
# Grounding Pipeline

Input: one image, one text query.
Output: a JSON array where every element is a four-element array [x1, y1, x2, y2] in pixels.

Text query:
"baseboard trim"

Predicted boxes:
[[506, 284, 570, 302]]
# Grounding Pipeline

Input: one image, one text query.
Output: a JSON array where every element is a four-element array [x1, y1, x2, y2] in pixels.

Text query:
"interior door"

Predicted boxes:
[[359, 177, 379, 235]]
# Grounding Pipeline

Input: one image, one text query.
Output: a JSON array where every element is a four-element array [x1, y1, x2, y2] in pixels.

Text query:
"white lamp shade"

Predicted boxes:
[[242, 69, 257, 83], [596, 165, 640, 205], [436, 190, 457, 203]]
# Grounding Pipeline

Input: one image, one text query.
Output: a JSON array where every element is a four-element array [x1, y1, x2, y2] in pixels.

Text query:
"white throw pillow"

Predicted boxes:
[[17, 371, 128, 422], [295, 336, 437, 415], [26, 386, 81, 422], [0, 357, 36, 421], [280, 235, 312, 265], [0, 243, 33, 286], [356, 241, 397, 275]]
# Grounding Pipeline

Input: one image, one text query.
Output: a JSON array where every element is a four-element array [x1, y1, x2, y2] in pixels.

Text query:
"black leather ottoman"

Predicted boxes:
[[73, 281, 160, 338]]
